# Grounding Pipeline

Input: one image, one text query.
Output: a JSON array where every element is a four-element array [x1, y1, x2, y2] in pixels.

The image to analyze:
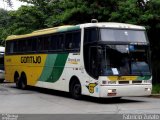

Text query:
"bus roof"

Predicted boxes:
[[79, 22, 145, 30], [6, 25, 80, 41], [6, 22, 145, 41]]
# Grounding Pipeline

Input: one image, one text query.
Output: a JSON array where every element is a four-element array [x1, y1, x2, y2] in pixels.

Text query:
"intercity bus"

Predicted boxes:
[[5, 21, 152, 99]]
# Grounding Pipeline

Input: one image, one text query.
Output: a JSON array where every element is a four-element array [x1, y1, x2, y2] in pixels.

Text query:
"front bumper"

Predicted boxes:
[[99, 84, 152, 98]]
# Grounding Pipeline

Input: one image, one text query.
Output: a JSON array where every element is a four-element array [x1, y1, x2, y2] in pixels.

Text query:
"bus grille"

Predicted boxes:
[[118, 81, 142, 84], [119, 81, 129, 84], [132, 81, 142, 84]]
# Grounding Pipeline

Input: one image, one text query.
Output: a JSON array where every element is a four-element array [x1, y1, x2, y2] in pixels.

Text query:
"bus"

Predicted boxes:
[[0, 46, 5, 82], [5, 21, 152, 99]]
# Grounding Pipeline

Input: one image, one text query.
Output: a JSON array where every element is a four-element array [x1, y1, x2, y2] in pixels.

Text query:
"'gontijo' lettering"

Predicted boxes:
[[21, 56, 41, 64]]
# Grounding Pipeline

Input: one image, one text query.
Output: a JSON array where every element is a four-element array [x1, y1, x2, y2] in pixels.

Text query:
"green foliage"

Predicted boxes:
[[10, 6, 46, 30], [0, 5, 46, 44], [0, 8, 12, 45], [109, 0, 142, 24], [152, 84, 160, 94]]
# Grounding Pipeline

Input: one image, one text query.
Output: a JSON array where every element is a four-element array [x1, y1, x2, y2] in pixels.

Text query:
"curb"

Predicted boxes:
[[149, 94, 160, 98]]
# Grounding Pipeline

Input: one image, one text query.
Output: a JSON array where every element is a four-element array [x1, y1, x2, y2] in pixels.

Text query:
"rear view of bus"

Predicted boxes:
[[83, 22, 152, 98]]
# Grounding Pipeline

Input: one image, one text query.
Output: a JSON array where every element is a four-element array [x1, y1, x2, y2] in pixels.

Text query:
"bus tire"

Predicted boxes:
[[14, 72, 20, 88], [16, 72, 27, 89], [70, 80, 82, 100]]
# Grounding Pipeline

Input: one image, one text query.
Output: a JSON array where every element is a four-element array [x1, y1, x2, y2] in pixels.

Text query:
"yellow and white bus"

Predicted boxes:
[[5, 21, 152, 99]]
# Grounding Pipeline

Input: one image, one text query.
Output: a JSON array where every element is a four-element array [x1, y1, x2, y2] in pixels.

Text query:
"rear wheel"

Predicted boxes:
[[71, 81, 82, 100], [14, 74, 20, 88], [15, 73, 27, 89]]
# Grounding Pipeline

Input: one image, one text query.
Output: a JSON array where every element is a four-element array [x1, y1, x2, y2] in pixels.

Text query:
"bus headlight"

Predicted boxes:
[[108, 89, 117, 96], [145, 88, 151, 91]]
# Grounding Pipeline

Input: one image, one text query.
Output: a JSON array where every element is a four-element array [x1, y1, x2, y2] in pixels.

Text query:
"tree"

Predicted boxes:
[[45, 0, 124, 26], [0, 8, 12, 45], [8, 5, 46, 35], [142, 0, 160, 83]]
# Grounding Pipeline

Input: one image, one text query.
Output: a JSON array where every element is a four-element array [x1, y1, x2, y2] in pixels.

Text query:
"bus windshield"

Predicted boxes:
[[100, 29, 148, 43], [99, 45, 151, 76]]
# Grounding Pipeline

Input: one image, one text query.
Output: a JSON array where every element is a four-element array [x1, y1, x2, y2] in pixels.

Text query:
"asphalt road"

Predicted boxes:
[[0, 83, 160, 114]]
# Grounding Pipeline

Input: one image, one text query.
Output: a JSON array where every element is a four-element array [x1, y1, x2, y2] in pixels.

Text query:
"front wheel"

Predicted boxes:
[[71, 82, 82, 100]]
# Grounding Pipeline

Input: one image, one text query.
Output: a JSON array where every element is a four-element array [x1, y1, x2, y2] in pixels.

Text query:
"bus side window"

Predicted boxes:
[[57, 34, 64, 51], [48, 36, 52, 51], [6, 41, 13, 54], [73, 31, 81, 50], [44, 36, 49, 51], [6, 42, 10, 54], [18, 40, 25, 52], [32, 38, 37, 52], [51, 35, 58, 51], [27, 39, 32, 52], [37, 37, 44, 52], [11, 41, 18, 53], [10, 41, 14, 53], [65, 33, 73, 50], [23, 40, 28, 52]]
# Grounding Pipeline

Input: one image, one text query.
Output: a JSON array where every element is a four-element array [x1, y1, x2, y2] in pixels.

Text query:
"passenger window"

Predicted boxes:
[[65, 33, 73, 50], [73, 32, 81, 49]]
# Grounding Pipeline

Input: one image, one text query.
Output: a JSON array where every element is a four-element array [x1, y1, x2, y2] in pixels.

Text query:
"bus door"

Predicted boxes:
[[88, 46, 100, 81], [83, 45, 101, 94], [86, 46, 101, 95]]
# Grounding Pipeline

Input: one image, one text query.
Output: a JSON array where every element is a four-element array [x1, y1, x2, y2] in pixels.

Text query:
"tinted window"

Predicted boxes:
[[73, 32, 81, 49], [57, 34, 64, 50], [84, 28, 98, 43], [100, 29, 147, 43], [65, 33, 73, 50], [31, 38, 37, 52], [65, 31, 81, 51], [6, 30, 81, 54]]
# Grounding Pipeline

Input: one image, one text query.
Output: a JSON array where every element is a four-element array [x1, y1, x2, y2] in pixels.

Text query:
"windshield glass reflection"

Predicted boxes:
[[99, 45, 151, 76], [100, 29, 148, 43]]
